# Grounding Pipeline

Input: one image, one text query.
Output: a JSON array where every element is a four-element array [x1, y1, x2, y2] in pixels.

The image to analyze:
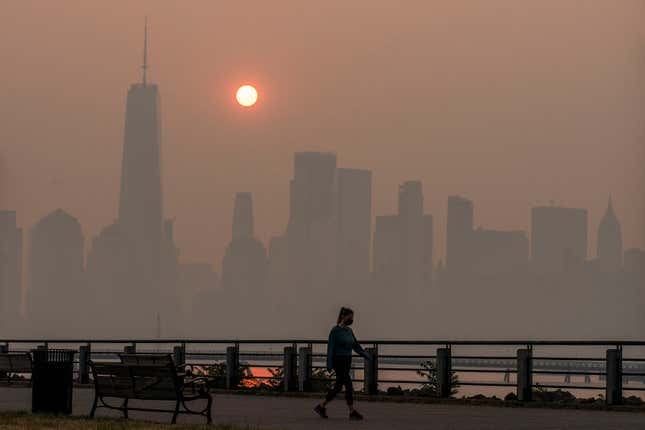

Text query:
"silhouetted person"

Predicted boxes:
[[314, 307, 371, 421]]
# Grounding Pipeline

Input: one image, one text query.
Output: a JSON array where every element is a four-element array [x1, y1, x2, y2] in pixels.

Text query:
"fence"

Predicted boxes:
[[2, 339, 643, 405]]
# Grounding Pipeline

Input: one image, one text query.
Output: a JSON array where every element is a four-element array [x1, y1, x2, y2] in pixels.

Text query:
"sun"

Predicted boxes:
[[236, 84, 258, 107]]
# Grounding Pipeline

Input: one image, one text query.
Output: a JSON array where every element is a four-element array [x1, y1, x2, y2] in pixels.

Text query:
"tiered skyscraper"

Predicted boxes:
[[221, 192, 267, 297], [87, 22, 178, 334]]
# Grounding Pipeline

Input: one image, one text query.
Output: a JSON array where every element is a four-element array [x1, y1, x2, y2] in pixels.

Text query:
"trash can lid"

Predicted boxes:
[[31, 349, 76, 363]]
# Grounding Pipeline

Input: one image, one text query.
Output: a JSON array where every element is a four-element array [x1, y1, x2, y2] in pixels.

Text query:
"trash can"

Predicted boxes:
[[31, 349, 76, 414]]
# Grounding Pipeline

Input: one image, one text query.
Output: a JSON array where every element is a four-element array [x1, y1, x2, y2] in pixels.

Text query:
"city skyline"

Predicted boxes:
[[0, 3, 643, 341], [1, 2, 644, 267]]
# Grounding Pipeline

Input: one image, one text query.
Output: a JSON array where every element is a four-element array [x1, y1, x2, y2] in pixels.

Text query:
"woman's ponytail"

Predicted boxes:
[[337, 306, 354, 324]]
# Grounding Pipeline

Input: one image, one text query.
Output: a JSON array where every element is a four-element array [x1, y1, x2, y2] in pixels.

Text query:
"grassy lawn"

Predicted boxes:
[[0, 412, 268, 430]]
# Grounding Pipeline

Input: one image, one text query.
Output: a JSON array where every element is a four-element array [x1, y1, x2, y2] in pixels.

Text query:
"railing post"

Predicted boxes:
[[78, 344, 90, 384], [283, 346, 298, 392], [436, 347, 452, 398], [226, 346, 239, 390], [363, 347, 378, 395], [124, 344, 136, 354], [298, 346, 312, 392], [517, 348, 532, 401], [173, 345, 185, 368], [606, 348, 622, 405]]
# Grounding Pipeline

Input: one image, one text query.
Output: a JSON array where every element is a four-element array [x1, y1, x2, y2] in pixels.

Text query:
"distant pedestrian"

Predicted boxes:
[[314, 307, 371, 421]]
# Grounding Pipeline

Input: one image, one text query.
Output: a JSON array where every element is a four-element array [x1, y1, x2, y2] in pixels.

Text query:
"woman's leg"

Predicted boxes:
[[332, 358, 354, 411], [344, 375, 354, 410], [320, 357, 350, 407], [323, 374, 344, 405]]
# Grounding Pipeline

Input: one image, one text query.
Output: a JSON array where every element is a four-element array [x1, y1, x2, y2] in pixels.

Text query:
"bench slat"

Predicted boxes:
[[0, 353, 33, 374]]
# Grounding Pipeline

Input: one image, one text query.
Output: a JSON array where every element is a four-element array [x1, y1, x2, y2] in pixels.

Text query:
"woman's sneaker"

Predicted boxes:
[[349, 410, 364, 420], [314, 404, 328, 419]]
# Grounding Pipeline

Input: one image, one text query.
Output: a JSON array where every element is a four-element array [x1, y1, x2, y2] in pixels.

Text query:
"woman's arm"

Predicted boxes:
[[326, 329, 335, 371], [350, 330, 371, 361]]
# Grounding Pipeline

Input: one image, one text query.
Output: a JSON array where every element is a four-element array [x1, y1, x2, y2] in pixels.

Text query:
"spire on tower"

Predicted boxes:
[[142, 17, 148, 86]]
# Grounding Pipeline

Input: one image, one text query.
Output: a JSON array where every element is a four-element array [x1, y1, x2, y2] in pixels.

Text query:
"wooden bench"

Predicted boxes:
[[119, 352, 199, 383], [89, 361, 212, 424], [0, 353, 33, 385]]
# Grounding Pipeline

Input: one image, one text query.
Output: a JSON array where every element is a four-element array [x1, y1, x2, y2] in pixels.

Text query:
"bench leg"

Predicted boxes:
[[89, 393, 98, 418], [122, 399, 129, 419], [171, 400, 180, 424]]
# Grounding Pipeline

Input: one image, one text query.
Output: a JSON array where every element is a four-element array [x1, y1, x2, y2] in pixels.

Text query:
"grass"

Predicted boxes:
[[0, 412, 268, 430]]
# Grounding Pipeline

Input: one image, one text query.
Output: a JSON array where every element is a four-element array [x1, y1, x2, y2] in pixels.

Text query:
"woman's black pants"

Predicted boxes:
[[325, 356, 353, 405]]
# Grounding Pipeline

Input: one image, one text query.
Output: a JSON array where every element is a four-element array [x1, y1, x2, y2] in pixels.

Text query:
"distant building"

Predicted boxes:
[[373, 181, 433, 292], [0, 211, 23, 331], [531, 206, 588, 273], [289, 152, 337, 229], [422, 214, 434, 287], [286, 152, 338, 293], [267, 235, 289, 287], [221, 193, 267, 297], [624, 248, 645, 276], [596, 197, 622, 273], [266, 234, 290, 310], [446, 196, 474, 272], [86, 26, 179, 333], [373, 215, 401, 287], [336, 168, 372, 287], [28, 209, 84, 334], [86, 222, 130, 310], [471, 228, 529, 276], [398, 181, 427, 290], [179, 262, 219, 320], [180, 263, 218, 296]]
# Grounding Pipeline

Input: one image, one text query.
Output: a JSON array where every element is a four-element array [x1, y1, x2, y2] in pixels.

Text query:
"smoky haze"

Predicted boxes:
[[0, 1, 643, 340]]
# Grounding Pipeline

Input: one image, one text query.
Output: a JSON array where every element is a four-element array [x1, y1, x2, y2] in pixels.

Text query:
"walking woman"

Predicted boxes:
[[314, 307, 371, 420]]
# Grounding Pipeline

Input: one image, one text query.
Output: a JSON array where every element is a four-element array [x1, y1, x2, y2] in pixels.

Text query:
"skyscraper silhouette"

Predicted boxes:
[[624, 248, 645, 277], [470, 228, 529, 276], [371, 182, 433, 330], [0, 211, 22, 333], [118, 19, 164, 292], [232, 192, 254, 239], [398, 181, 429, 291], [446, 196, 474, 272], [287, 152, 337, 297], [531, 206, 588, 273], [221, 193, 267, 297], [422, 214, 434, 287], [336, 168, 372, 294], [28, 209, 85, 335], [87, 21, 178, 334], [373, 215, 402, 287], [596, 197, 623, 272]]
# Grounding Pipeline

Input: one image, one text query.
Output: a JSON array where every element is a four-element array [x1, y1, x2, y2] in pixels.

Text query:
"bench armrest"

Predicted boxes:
[[182, 376, 211, 395]]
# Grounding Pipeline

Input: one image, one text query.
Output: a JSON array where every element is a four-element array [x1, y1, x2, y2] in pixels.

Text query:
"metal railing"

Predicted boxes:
[[1, 339, 642, 405]]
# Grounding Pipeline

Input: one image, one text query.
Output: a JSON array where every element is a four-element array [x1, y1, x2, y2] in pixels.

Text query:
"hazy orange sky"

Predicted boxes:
[[1, 1, 644, 267]]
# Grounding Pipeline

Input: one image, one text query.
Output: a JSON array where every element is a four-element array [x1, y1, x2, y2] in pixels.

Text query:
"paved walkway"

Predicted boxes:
[[1, 387, 645, 429]]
